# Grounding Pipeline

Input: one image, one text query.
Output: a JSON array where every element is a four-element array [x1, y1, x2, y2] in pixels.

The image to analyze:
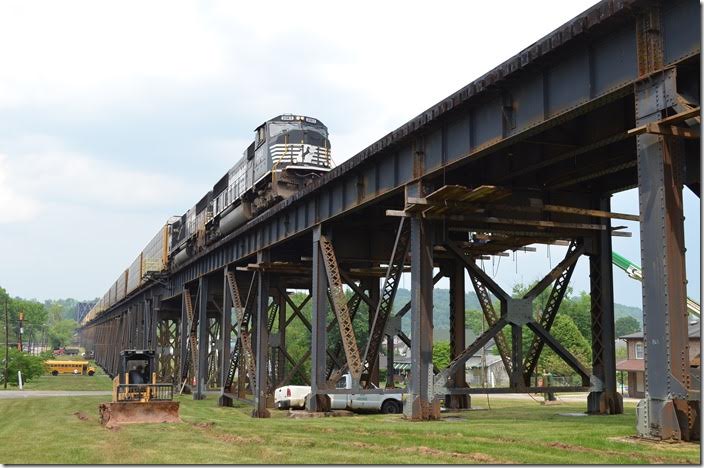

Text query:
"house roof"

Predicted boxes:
[[619, 321, 700, 340], [616, 359, 645, 372]]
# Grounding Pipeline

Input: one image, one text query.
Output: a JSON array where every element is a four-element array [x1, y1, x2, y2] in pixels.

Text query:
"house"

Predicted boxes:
[[465, 354, 509, 388], [616, 320, 700, 398]]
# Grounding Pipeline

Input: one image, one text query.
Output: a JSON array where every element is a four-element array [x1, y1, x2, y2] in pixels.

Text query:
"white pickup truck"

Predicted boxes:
[[274, 373, 404, 414]]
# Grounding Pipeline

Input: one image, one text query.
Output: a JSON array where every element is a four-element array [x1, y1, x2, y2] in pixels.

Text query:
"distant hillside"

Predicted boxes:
[[393, 288, 642, 340], [615, 303, 643, 324]]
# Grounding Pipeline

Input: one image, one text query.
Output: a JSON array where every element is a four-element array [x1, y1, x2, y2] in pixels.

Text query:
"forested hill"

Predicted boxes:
[[393, 288, 642, 336]]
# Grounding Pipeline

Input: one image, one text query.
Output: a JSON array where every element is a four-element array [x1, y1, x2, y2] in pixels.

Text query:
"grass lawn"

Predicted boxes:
[[0, 395, 699, 464], [10, 373, 113, 391], [2, 360, 112, 391]]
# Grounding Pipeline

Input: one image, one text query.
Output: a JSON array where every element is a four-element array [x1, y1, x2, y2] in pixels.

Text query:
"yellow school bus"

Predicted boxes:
[[45, 360, 96, 376]]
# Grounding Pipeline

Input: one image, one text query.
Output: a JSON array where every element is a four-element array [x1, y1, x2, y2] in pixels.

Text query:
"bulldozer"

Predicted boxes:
[[99, 349, 180, 428]]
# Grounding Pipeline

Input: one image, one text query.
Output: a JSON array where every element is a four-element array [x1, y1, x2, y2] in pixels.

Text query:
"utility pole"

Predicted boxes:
[[4, 298, 8, 389], [17, 311, 24, 352]]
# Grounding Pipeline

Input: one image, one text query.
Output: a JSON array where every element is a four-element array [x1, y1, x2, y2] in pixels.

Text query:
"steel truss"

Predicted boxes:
[[438, 239, 596, 402]]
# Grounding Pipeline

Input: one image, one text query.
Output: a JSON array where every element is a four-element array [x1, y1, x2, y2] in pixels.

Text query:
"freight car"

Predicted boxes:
[[82, 114, 332, 326]]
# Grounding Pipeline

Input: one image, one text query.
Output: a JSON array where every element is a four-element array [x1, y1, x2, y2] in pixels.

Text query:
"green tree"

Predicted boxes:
[[1, 348, 46, 385], [539, 314, 591, 378], [465, 309, 485, 337], [432, 341, 451, 370], [560, 291, 592, 341], [615, 316, 641, 338], [48, 319, 78, 349]]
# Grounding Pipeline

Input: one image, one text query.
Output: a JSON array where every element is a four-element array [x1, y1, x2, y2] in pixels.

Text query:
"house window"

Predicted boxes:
[[635, 342, 644, 359]]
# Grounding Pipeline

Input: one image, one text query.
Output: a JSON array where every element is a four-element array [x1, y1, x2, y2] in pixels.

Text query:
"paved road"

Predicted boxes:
[[0, 390, 112, 399]]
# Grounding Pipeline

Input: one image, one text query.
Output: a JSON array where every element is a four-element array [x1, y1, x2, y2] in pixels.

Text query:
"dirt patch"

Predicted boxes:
[[609, 435, 699, 448], [350, 442, 374, 449], [73, 411, 89, 421], [400, 446, 508, 463], [191, 420, 263, 444], [545, 441, 672, 463], [215, 433, 264, 444], [192, 422, 215, 429]]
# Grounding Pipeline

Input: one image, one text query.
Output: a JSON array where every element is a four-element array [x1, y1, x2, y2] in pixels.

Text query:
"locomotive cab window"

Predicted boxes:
[[255, 126, 265, 148]]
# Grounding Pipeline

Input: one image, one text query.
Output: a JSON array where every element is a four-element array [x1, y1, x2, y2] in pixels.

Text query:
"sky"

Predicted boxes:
[[0, 0, 699, 309]]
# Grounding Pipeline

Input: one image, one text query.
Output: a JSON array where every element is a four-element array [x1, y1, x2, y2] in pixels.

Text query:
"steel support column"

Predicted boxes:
[[194, 276, 208, 400], [587, 197, 623, 415], [635, 69, 698, 440], [364, 277, 381, 386], [178, 291, 189, 392], [405, 215, 439, 419], [219, 266, 234, 407], [446, 260, 470, 409], [309, 226, 331, 412], [252, 251, 271, 417]]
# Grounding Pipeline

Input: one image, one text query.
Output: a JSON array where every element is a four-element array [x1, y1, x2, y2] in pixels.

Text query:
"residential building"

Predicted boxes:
[[616, 320, 700, 398]]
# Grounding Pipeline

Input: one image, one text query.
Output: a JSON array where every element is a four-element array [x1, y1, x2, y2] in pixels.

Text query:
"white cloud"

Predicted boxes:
[[0, 136, 191, 224], [0, 155, 41, 223], [0, 1, 225, 112]]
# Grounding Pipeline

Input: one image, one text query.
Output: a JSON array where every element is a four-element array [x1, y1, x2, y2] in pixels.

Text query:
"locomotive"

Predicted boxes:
[[82, 114, 331, 325], [170, 114, 332, 267]]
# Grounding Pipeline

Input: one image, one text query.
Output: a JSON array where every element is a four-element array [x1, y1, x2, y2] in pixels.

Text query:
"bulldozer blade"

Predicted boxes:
[[99, 401, 181, 428]]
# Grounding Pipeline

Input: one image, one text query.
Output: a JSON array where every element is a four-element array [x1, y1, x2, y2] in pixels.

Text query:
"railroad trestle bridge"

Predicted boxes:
[[80, 0, 700, 440]]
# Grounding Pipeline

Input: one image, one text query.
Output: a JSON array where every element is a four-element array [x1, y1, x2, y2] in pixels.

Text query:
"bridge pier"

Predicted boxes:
[[587, 196, 623, 415], [194, 276, 209, 400], [252, 251, 272, 417], [445, 260, 470, 410], [309, 226, 331, 412], [634, 68, 699, 441], [405, 215, 440, 420]]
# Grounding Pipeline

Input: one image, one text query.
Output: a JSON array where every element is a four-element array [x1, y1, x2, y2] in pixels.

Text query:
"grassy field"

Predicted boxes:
[[1, 359, 113, 391], [0, 395, 699, 464], [12, 373, 113, 391]]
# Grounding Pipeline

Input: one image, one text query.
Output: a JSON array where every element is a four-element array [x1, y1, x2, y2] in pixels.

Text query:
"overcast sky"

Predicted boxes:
[[0, 0, 699, 309]]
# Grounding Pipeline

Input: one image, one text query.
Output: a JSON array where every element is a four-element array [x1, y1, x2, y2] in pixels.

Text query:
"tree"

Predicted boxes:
[[1, 348, 46, 385], [465, 309, 485, 337], [615, 316, 641, 338], [539, 314, 591, 378], [432, 341, 451, 370], [48, 319, 78, 349], [560, 292, 592, 341]]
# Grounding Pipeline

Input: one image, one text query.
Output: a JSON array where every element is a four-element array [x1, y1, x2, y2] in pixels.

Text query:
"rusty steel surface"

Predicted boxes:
[[319, 234, 363, 383]]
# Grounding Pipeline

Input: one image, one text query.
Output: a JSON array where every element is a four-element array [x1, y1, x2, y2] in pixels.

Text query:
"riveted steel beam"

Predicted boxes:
[[406, 215, 439, 420], [587, 200, 624, 415], [219, 267, 234, 406], [635, 65, 698, 440], [252, 250, 271, 418], [446, 260, 470, 409], [310, 226, 330, 412], [319, 233, 364, 384], [194, 276, 208, 400]]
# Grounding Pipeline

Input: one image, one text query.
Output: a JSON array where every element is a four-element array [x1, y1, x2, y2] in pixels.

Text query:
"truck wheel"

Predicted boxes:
[[88, 370, 95, 376], [381, 400, 400, 414], [51, 370, 58, 376]]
